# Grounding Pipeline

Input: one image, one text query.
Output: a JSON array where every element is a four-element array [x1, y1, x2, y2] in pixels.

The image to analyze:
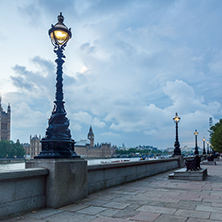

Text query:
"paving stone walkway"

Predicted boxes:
[[4, 159, 222, 222]]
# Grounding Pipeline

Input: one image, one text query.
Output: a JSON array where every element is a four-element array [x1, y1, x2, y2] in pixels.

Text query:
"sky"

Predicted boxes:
[[0, 0, 222, 150]]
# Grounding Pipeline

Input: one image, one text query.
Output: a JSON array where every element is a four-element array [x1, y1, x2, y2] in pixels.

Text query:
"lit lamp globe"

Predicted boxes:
[[49, 12, 72, 47], [173, 113, 180, 123]]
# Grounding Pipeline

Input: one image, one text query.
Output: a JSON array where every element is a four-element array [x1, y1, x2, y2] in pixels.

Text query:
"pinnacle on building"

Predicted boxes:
[[87, 125, 94, 147], [0, 96, 11, 141]]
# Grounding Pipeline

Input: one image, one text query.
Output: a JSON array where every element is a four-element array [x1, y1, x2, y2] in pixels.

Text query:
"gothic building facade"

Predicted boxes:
[[23, 135, 42, 158], [75, 126, 111, 158], [0, 97, 11, 141]]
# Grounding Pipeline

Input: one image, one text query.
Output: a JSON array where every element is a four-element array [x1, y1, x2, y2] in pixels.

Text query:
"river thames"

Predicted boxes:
[[0, 158, 141, 172]]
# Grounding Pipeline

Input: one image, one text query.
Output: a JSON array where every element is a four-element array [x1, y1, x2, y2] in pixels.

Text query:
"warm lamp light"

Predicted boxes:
[[173, 113, 180, 123], [49, 12, 72, 47], [194, 130, 199, 136]]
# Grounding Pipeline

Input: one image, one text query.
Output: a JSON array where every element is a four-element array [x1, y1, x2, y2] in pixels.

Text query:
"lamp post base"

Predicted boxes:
[[173, 149, 181, 156], [35, 139, 80, 159]]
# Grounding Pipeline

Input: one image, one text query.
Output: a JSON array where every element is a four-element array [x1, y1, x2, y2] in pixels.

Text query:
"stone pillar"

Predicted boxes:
[[174, 155, 184, 168], [26, 158, 87, 208]]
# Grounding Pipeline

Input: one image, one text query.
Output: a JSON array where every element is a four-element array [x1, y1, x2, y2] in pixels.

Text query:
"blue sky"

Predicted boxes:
[[0, 0, 222, 149]]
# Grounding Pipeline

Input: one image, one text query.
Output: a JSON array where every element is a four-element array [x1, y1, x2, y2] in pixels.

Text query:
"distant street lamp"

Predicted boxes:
[[210, 144, 213, 154], [202, 137, 206, 155], [173, 113, 181, 155], [207, 141, 210, 154], [35, 13, 79, 159], [194, 130, 199, 155]]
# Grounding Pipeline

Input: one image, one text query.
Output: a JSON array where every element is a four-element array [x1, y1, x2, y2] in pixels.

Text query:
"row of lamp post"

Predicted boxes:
[[173, 113, 212, 156], [31, 12, 213, 159]]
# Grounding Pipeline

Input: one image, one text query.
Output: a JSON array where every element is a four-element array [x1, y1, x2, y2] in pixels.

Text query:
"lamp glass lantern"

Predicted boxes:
[[173, 113, 180, 123], [49, 12, 72, 47]]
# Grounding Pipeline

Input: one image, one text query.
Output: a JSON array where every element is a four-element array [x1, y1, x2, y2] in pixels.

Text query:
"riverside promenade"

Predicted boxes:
[[4, 160, 222, 222]]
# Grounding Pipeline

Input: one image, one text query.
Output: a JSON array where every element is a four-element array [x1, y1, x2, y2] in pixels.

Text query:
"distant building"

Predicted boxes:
[[75, 126, 111, 158], [24, 135, 42, 158], [0, 96, 11, 141], [22, 143, 30, 156], [87, 125, 94, 147]]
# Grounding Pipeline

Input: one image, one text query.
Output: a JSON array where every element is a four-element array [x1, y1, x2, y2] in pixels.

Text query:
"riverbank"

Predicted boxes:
[[0, 158, 25, 164]]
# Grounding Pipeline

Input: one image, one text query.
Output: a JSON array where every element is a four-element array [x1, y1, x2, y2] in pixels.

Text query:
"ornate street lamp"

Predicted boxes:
[[35, 13, 79, 158], [194, 130, 199, 155], [207, 141, 210, 154], [202, 137, 206, 155], [173, 113, 181, 155]]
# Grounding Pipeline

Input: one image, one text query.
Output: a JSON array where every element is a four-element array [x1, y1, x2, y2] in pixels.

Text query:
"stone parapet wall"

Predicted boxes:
[[88, 157, 182, 194], [0, 157, 183, 219], [0, 168, 48, 220]]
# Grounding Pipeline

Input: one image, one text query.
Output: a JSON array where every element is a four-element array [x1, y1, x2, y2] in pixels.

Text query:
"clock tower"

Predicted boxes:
[[87, 126, 94, 147]]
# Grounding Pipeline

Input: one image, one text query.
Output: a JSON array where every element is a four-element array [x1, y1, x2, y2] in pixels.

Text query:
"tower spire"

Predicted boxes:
[[87, 125, 94, 147], [0, 95, 3, 112]]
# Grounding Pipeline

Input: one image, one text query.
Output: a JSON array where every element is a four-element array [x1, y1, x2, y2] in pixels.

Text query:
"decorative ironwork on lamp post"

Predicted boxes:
[[202, 137, 206, 155], [35, 13, 79, 159], [173, 113, 181, 155], [194, 130, 199, 155]]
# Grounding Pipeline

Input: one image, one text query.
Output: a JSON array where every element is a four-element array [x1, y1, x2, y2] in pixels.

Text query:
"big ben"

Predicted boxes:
[[87, 126, 94, 147]]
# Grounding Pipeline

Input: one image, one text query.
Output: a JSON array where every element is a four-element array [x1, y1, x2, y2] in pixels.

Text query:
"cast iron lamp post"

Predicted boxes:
[[173, 113, 181, 155], [202, 137, 206, 155], [35, 13, 79, 159], [194, 130, 199, 155], [207, 141, 210, 154]]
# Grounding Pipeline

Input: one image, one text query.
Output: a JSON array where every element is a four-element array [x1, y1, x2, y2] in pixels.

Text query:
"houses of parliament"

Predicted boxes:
[[25, 126, 111, 158], [0, 96, 111, 158], [0, 97, 11, 141]]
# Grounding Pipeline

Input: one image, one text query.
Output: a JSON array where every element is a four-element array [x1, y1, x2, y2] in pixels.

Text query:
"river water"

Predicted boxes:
[[0, 158, 141, 172]]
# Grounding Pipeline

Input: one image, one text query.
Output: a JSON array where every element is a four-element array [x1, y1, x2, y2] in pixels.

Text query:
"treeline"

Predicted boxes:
[[209, 119, 222, 152], [115, 148, 163, 155], [0, 140, 25, 158]]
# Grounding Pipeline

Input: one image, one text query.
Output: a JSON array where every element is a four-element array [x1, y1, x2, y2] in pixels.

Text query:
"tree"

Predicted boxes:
[[209, 119, 222, 152], [0, 140, 25, 158]]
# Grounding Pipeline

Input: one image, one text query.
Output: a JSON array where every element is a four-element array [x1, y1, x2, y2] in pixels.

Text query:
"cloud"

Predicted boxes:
[[80, 43, 96, 54], [1, 0, 222, 149]]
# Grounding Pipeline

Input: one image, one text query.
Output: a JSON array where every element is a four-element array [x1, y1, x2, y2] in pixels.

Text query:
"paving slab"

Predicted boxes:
[[210, 212, 222, 221], [76, 206, 107, 215], [112, 209, 138, 219], [91, 216, 129, 222], [103, 202, 130, 209], [154, 214, 187, 222], [174, 209, 210, 219], [131, 211, 160, 222], [187, 218, 221, 222], [41, 212, 96, 222], [137, 205, 177, 214], [23, 208, 63, 219], [99, 208, 121, 217]]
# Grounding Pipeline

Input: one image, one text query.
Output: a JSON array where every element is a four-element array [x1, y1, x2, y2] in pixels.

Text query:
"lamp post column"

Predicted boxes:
[[173, 113, 181, 156], [207, 142, 210, 154], [203, 137, 206, 155], [194, 130, 199, 155], [35, 13, 79, 159]]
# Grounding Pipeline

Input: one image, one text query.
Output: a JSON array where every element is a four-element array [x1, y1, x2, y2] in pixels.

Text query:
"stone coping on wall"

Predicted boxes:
[[88, 157, 180, 171], [0, 168, 48, 181]]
